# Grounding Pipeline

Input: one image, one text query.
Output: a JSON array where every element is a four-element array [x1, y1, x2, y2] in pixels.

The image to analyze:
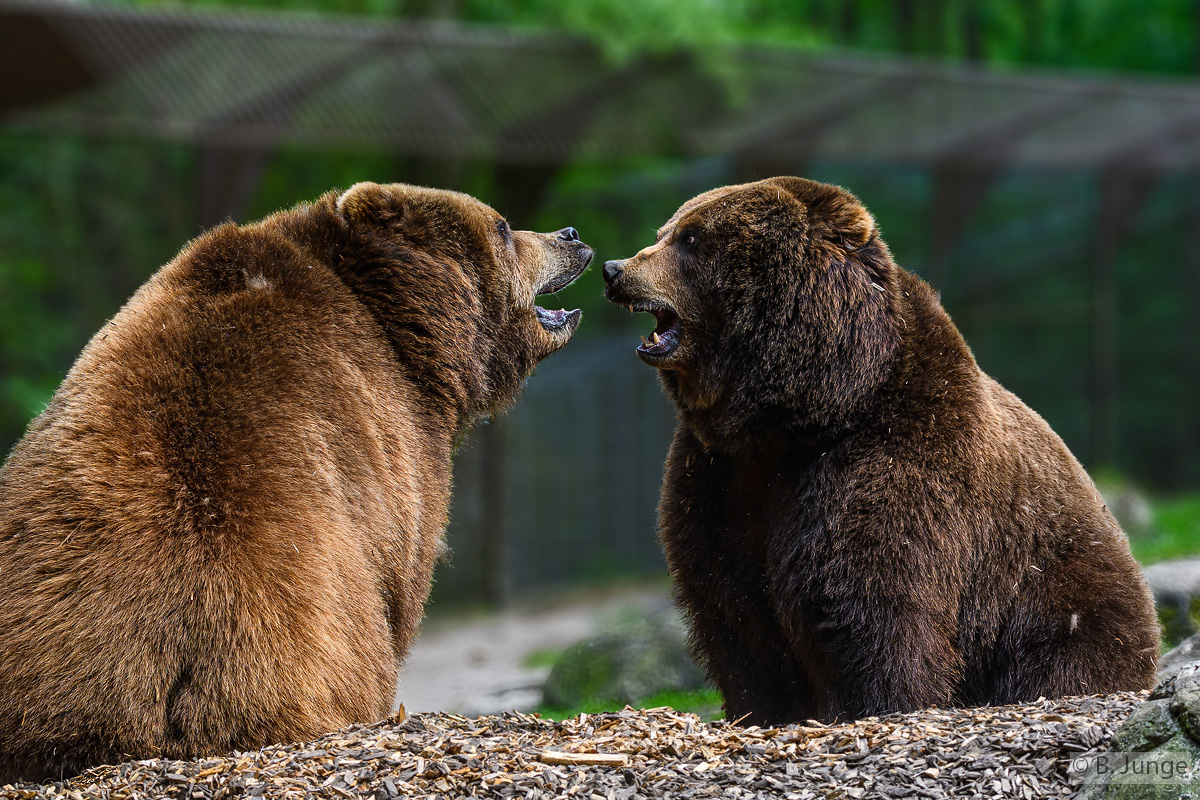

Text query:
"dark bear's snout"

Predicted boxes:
[[600, 254, 683, 364]]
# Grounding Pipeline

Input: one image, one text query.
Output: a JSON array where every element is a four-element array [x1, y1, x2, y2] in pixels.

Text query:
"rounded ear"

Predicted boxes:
[[336, 181, 406, 227], [763, 176, 876, 251]]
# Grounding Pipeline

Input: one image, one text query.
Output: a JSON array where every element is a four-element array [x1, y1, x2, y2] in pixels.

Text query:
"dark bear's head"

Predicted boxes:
[[603, 176, 901, 450], [330, 181, 593, 421]]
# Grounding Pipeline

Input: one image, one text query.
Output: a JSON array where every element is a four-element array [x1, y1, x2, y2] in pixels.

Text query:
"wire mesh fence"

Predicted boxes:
[[427, 336, 677, 609]]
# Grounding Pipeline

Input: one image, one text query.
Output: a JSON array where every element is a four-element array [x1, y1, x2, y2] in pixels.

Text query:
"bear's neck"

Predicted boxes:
[[670, 384, 852, 455], [671, 269, 978, 456], [340, 257, 491, 433], [869, 272, 984, 434]]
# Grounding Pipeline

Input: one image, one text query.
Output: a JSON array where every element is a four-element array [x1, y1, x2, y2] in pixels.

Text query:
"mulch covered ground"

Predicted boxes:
[[3, 692, 1145, 799]]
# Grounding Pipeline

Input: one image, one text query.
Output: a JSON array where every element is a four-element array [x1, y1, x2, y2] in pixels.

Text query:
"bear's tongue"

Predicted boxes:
[[536, 306, 580, 331], [537, 307, 566, 325]]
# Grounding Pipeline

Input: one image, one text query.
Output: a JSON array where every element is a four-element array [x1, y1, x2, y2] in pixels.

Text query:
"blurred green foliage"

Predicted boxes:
[[1131, 497, 1200, 565], [4, 0, 1200, 498], [102, 0, 1200, 75], [0, 136, 194, 442]]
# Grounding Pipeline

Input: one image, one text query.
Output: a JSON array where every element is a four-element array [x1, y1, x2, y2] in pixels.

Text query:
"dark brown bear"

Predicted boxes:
[[602, 176, 1159, 726], [0, 182, 592, 783]]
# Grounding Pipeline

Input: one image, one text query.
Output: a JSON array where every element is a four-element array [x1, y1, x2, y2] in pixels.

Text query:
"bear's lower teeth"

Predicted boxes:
[[641, 332, 663, 349]]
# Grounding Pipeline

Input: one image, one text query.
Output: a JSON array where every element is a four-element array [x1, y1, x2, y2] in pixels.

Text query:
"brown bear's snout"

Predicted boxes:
[[602, 259, 625, 284], [533, 228, 593, 296]]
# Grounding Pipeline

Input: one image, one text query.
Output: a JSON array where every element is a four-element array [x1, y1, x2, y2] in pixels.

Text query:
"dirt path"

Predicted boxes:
[[395, 584, 672, 716]]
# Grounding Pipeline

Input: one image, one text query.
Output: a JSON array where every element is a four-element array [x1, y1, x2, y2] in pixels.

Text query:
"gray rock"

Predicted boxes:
[[1161, 634, 1200, 683], [1112, 700, 1176, 752], [1144, 559, 1200, 645], [1174, 670, 1200, 743], [541, 613, 707, 710], [1076, 665, 1200, 799]]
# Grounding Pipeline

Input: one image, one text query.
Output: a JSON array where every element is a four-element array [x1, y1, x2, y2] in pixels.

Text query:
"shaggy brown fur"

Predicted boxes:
[[0, 182, 592, 783], [602, 176, 1159, 726]]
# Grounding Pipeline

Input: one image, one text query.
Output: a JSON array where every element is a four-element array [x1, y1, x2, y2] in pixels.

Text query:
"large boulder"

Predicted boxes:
[[1075, 665, 1200, 798], [541, 613, 707, 710]]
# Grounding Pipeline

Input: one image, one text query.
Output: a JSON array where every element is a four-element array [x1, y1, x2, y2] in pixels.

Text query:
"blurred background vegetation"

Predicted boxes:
[[3, 0, 1200, 610]]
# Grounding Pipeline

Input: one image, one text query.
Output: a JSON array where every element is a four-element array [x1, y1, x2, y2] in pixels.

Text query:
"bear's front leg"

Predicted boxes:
[[816, 602, 963, 720], [763, 489, 969, 724], [768, 509, 967, 721], [660, 429, 816, 726], [674, 576, 815, 727]]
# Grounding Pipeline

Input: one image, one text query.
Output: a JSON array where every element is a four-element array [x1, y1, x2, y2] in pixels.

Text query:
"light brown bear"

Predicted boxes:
[[602, 176, 1159, 726], [0, 182, 592, 783]]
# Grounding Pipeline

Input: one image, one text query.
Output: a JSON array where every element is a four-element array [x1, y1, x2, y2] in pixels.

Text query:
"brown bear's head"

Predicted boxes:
[[328, 181, 593, 422], [603, 176, 901, 451]]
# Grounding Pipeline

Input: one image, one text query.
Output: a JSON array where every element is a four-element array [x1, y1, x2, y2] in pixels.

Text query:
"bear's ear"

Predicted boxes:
[[336, 181, 406, 227], [764, 176, 876, 251]]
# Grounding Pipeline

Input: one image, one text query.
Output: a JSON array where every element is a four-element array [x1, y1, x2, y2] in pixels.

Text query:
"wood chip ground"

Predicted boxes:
[[2, 692, 1145, 799]]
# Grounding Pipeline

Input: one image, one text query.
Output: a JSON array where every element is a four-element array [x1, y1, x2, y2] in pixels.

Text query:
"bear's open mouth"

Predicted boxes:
[[533, 256, 589, 335], [634, 303, 680, 360]]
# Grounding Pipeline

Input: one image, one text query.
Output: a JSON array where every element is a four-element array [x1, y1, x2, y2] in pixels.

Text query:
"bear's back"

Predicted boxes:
[[0, 221, 440, 782]]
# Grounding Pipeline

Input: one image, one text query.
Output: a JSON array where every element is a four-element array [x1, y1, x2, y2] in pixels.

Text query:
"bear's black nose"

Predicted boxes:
[[557, 227, 580, 242], [602, 260, 624, 284]]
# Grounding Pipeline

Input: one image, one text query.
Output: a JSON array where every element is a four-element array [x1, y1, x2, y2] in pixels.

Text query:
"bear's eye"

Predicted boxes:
[[679, 230, 698, 248], [496, 219, 511, 241]]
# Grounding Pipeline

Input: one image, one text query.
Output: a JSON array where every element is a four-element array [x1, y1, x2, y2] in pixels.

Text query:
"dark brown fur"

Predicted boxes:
[[603, 176, 1159, 726], [0, 182, 592, 782]]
